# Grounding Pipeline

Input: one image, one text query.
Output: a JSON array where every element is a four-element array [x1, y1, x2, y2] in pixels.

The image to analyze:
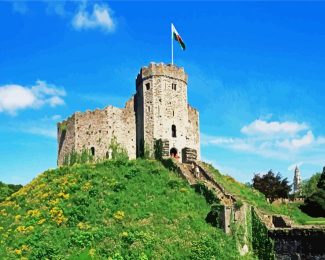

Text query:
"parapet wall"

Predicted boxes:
[[136, 63, 188, 87]]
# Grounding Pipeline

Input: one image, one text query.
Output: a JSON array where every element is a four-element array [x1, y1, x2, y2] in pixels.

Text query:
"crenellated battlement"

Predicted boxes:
[[136, 62, 187, 87]]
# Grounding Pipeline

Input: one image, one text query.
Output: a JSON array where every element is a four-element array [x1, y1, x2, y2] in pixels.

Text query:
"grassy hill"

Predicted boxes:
[[202, 163, 325, 225], [0, 159, 248, 259]]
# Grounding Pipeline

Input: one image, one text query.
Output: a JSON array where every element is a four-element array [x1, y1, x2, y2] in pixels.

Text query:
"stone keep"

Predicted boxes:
[[57, 63, 200, 165]]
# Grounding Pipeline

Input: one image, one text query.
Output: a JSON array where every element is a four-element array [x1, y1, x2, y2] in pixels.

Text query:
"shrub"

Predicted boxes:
[[205, 204, 223, 227], [193, 182, 219, 204], [109, 136, 129, 161], [154, 139, 163, 161], [235, 199, 243, 209], [167, 180, 182, 189]]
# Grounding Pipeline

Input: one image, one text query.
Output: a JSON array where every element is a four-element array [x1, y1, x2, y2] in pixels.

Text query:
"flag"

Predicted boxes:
[[172, 24, 186, 50]]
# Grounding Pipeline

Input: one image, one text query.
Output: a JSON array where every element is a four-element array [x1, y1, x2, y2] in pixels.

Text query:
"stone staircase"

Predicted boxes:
[[174, 160, 236, 206]]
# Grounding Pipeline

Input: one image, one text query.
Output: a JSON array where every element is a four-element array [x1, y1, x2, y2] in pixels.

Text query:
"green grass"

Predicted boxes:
[[203, 163, 325, 226], [0, 159, 247, 259]]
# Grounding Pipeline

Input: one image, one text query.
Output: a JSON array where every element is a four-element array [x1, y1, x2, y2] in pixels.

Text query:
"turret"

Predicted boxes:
[[135, 62, 197, 161]]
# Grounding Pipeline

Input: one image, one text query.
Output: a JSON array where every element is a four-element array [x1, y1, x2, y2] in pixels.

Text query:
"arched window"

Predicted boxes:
[[172, 125, 176, 138], [90, 147, 95, 156]]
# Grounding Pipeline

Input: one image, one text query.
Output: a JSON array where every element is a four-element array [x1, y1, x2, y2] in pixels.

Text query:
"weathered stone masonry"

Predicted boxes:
[[57, 63, 200, 165]]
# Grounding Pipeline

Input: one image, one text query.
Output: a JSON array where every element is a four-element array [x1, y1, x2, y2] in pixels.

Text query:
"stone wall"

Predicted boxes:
[[187, 105, 200, 160], [57, 97, 136, 165], [269, 228, 325, 259], [57, 115, 76, 165]]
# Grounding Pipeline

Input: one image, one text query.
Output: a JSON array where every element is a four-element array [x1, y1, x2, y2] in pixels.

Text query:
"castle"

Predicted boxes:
[[57, 63, 200, 165]]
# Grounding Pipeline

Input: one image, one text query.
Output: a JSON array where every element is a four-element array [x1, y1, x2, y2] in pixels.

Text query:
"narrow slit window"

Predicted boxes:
[[172, 125, 176, 138], [146, 83, 150, 90], [172, 83, 177, 90], [90, 147, 95, 156]]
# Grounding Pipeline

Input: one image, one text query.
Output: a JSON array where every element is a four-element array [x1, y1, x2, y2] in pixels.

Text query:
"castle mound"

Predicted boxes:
[[0, 159, 241, 259]]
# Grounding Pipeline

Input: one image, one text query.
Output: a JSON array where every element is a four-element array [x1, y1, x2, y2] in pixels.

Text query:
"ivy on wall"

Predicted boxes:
[[251, 209, 275, 260]]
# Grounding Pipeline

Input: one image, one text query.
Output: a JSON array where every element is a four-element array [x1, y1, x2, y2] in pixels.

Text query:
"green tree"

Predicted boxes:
[[301, 167, 325, 217], [252, 170, 291, 202], [301, 173, 321, 198]]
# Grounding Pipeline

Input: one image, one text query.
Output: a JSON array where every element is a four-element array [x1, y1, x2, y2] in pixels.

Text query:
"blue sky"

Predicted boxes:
[[1, 1, 325, 185]]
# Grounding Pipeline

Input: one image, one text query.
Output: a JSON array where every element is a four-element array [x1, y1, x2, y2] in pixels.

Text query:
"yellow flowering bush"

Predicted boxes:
[[77, 222, 90, 230], [49, 198, 59, 205], [41, 192, 50, 199], [50, 207, 67, 225], [0, 209, 7, 216], [27, 209, 41, 218], [82, 181, 92, 191], [58, 192, 70, 199], [89, 248, 96, 257], [14, 249, 22, 255], [121, 231, 128, 237], [16, 225, 34, 233], [113, 211, 125, 221], [38, 218, 46, 225]]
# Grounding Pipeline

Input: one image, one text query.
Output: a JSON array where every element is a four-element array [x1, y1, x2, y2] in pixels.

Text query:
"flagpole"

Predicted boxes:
[[171, 23, 174, 65]]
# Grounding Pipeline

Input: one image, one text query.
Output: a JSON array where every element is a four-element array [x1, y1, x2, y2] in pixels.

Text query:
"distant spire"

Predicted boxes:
[[293, 165, 302, 196]]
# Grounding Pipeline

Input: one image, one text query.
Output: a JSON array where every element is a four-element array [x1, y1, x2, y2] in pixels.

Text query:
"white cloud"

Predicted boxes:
[[50, 114, 62, 121], [277, 130, 314, 150], [72, 4, 115, 33], [0, 85, 36, 114], [0, 80, 66, 115], [1, 115, 61, 139], [241, 119, 308, 137], [24, 126, 57, 138], [203, 119, 325, 160]]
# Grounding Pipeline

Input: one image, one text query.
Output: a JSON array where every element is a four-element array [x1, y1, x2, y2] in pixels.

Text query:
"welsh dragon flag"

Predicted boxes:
[[172, 23, 185, 50]]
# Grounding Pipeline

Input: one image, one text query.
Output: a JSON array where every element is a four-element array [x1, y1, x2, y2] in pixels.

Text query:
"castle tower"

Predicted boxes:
[[293, 166, 302, 196], [135, 63, 200, 162], [57, 62, 200, 165]]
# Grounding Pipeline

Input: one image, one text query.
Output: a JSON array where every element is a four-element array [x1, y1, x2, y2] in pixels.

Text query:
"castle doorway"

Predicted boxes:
[[170, 147, 178, 158], [90, 147, 95, 156]]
